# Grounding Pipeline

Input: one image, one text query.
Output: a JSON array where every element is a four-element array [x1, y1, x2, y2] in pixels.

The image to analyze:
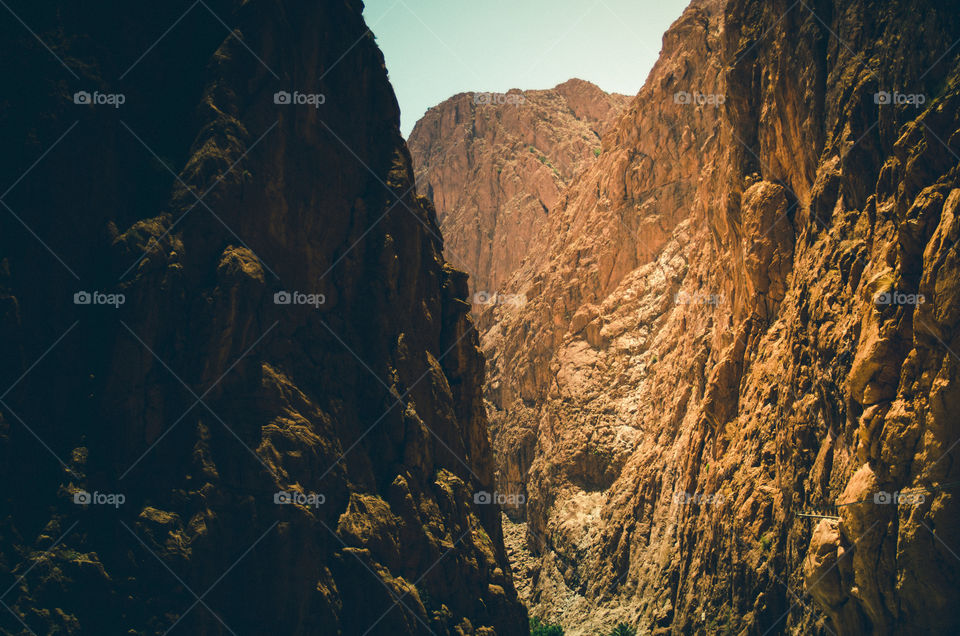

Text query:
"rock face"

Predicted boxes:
[[0, 1, 525, 634], [435, 0, 960, 633], [408, 80, 628, 300]]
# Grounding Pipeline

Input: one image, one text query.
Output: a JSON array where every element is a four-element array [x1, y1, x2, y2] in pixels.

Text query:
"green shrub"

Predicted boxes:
[[593, 148, 602, 157], [531, 617, 564, 636], [609, 623, 637, 636]]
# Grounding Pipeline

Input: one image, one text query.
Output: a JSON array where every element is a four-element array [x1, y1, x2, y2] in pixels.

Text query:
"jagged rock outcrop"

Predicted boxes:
[[0, 1, 526, 634], [446, 0, 960, 633], [408, 80, 628, 299]]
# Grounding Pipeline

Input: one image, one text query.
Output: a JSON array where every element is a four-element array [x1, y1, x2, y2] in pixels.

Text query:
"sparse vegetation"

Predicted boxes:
[[593, 147, 602, 157], [531, 617, 564, 636], [760, 533, 772, 551], [604, 624, 637, 636]]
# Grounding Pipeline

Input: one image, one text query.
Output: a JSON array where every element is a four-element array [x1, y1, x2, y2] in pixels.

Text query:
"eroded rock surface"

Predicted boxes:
[[429, 0, 960, 633]]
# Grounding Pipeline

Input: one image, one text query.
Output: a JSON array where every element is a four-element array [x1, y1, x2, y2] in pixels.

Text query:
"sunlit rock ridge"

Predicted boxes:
[[415, 0, 960, 633]]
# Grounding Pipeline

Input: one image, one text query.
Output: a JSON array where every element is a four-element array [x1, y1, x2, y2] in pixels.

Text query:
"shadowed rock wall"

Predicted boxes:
[[0, 1, 526, 634]]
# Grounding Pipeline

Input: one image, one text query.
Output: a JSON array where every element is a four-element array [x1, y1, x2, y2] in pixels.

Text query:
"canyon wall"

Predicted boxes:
[[408, 80, 628, 300], [457, 0, 960, 633], [0, 1, 525, 634]]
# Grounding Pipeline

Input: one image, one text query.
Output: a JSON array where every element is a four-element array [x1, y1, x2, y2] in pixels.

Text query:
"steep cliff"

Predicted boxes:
[[408, 80, 628, 300], [0, 1, 525, 634], [468, 0, 960, 633]]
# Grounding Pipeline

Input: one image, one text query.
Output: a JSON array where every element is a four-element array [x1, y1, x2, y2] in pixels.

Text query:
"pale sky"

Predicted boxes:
[[362, 0, 693, 136]]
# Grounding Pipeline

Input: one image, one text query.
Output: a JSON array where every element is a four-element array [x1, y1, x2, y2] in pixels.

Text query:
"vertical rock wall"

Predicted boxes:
[[470, 0, 960, 633], [0, 1, 526, 634]]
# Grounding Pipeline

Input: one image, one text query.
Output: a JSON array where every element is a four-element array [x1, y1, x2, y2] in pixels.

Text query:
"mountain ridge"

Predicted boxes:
[[409, 78, 630, 301]]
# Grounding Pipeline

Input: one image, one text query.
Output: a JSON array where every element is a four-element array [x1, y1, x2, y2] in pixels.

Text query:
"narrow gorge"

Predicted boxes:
[[1, 0, 958, 634]]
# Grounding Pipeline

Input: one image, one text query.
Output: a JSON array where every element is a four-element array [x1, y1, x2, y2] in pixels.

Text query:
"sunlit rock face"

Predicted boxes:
[[0, 1, 526, 634], [408, 79, 629, 302], [428, 0, 960, 632]]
